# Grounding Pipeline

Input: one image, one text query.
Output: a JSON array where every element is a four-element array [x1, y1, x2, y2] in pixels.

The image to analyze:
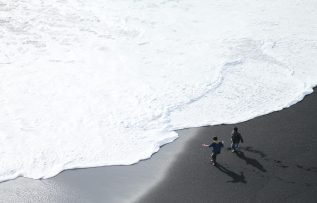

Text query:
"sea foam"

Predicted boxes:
[[0, 0, 317, 182]]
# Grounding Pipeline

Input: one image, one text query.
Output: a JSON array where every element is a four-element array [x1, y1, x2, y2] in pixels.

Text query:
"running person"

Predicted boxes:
[[202, 136, 224, 165], [231, 127, 243, 152]]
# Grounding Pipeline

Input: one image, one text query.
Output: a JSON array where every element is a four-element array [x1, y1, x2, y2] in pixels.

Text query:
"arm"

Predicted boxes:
[[240, 134, 244, 143], [202, 144, 209, 147], [220, 141, 224, 147]]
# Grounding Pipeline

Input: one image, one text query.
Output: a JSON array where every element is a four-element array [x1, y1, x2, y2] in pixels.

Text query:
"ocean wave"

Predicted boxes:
[[0, 0, 317, 182]]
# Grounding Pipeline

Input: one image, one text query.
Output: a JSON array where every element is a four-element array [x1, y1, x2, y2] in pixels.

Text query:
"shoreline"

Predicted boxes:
[[138, 88, 317, 202], [0, 89, 316, 202], [0, 125, 199, 203]]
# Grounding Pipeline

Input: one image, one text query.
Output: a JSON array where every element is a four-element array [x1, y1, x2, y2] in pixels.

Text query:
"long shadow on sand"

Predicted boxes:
[[242, 146, 267, 158], [235, 151, 267, 172], [215, 163, 247, 184]]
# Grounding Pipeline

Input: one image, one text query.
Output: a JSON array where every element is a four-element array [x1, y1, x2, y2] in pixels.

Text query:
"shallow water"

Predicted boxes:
[[0, 0, 317, 182]]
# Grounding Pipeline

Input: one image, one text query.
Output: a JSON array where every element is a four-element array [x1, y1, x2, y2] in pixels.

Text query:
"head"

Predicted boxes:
[[234, 127, 238, 132], [212, 136, 218, 142]]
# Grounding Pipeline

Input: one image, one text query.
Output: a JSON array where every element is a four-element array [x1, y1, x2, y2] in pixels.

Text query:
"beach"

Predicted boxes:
[[1, 1, 317, 202], [0, 126, 198, 202], [138, 88, 317, 203], [0, 90, 316, 202]]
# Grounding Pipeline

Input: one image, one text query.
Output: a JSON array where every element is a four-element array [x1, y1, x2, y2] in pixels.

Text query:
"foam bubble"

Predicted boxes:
[[0, 0, 317, 182]]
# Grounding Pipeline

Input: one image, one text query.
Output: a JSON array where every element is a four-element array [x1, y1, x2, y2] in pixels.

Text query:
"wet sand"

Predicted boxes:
[[0, 89, 316, 203], [0, 125, 199, 203], [138, 88, 317, 203]]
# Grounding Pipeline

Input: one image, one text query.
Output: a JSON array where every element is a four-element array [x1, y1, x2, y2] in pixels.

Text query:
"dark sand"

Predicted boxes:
[[138, 89, 317, 203], [0, 89, 316, 203], [0, 125, 199, 203]]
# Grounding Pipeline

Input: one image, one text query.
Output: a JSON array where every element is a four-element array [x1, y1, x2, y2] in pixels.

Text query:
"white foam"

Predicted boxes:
[[0, 0, 317, 182]]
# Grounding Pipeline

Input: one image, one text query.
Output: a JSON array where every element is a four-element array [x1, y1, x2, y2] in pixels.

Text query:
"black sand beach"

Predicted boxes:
[[138, 88, 317, 203], [0, 89, 316, 203], [0, 125, 199, 202]]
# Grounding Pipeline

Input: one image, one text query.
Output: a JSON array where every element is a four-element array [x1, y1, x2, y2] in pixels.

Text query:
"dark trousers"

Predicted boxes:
[[211, 153, 217, 162]]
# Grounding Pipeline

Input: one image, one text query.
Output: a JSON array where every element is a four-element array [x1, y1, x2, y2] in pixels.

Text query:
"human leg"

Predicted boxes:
[[211, 153, 217, 165], [231, 143, 236, 152], [232, 143, 240, 152]]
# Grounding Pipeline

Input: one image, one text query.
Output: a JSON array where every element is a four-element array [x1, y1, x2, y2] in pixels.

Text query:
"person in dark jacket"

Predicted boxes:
[[231, 127, 243, 152], [202, 136, 224, 165]]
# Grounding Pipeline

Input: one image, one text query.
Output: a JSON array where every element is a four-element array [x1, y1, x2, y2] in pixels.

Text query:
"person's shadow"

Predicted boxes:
[[235, 151, 266, 172], [215, 163, 247, 183]]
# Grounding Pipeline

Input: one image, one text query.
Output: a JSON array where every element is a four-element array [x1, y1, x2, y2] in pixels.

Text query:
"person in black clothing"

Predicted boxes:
[[202, 136, 224, 165], [231, 127, 243, 152]]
